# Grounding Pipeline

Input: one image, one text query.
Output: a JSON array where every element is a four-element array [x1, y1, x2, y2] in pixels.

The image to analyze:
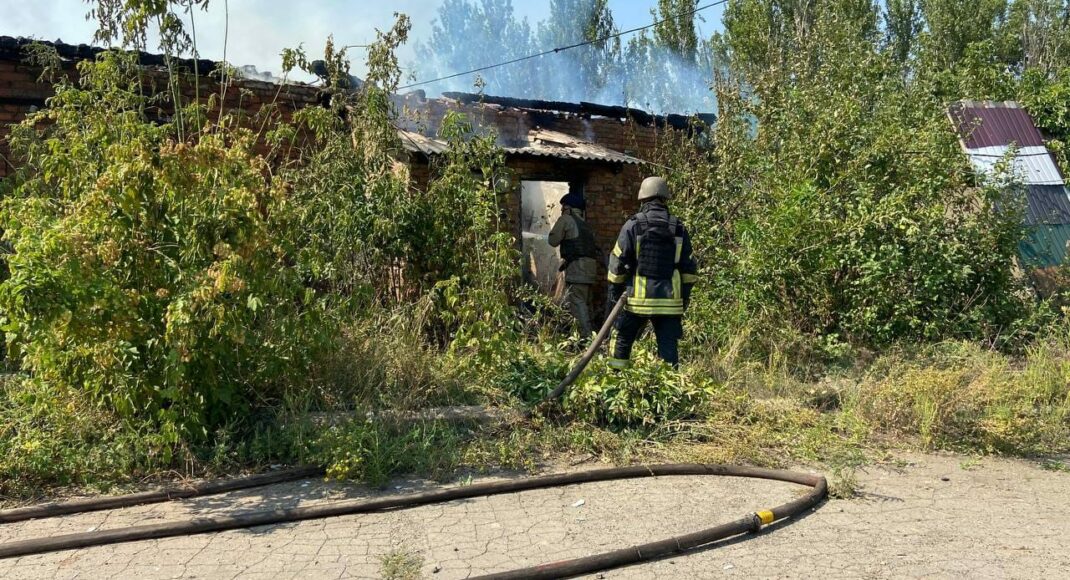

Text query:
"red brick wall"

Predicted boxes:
[[0, 59, 49, 179]]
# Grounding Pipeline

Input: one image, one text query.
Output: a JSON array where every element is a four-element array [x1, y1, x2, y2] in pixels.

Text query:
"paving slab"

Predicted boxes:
[[0, 453, 1067, 579]]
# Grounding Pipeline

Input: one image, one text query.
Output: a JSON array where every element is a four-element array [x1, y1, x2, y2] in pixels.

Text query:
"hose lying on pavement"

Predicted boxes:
[[0, 466, 324, 525], [0, 294, 828, 577], [0, 463, 827, 580]]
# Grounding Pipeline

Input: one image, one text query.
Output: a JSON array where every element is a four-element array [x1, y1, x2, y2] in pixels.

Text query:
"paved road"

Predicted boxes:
[[1, 453, 1068, 579]]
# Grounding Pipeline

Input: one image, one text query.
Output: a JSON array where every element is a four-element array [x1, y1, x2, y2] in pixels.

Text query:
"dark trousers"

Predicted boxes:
[[609, 311, 683, 368]]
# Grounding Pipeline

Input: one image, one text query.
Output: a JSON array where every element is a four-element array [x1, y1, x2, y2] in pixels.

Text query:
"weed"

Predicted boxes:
[[380, 549, 423, 580], [1040, 459, 1069, 473], [828, 467, 860, 500], [566, 349, 717, 428], [313, 419, 470, 487], [845, 339, 1070, 455]]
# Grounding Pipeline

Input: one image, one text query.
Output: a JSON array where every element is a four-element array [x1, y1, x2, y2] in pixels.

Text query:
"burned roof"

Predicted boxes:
[[398, 127, 645, 165], [0, 36, 220, 77], [441, 92, 716, 131]]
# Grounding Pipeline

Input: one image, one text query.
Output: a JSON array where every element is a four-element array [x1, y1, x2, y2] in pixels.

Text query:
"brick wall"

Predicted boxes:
[[0, 59, 46, 179], [0, 53, 324, 178]]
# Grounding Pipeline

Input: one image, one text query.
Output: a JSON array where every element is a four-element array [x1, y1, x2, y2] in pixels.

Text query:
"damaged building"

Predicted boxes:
[[0, 36, 714, 306]]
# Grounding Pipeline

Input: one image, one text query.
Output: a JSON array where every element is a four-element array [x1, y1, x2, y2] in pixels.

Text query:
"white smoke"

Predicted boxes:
[[409, 2, 718, 114]]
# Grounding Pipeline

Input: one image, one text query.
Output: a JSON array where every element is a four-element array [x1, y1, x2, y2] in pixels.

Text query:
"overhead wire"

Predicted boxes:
[[398, 0, 729, 91]]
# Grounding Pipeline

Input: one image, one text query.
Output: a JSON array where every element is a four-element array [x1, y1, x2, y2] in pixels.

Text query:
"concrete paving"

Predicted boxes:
[[1, 453, 1068, 579]]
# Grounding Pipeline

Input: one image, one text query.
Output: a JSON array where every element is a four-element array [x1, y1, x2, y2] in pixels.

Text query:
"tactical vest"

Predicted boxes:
[[636, 213, 679, 280], [560, 215, 599, 262]]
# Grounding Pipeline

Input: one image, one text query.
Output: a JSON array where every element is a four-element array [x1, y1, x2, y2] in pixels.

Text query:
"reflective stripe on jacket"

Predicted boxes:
[[607, 201, 698, 316]]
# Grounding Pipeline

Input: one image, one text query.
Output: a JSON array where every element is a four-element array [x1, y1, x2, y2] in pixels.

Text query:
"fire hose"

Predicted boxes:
[[0, 296, 827, 578]]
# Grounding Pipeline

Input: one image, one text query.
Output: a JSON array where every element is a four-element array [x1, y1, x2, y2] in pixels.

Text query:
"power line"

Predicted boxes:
[[964, 150, 1058, 158], [398, 0, 728, 91]]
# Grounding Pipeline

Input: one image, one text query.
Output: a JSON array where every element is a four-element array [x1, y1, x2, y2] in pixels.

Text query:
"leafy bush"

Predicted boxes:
[[0, 53, 328, 440], [0, 12, 517, 473], [566, 349, 717, 428]]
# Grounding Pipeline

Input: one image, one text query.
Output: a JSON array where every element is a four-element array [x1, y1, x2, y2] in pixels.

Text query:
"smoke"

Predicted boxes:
[[409, 1, 718, 114]]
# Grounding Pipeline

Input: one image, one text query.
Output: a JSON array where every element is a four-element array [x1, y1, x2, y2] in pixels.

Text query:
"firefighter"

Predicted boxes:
[[548, 190, 599, 337], [606, 177, 698, 368]]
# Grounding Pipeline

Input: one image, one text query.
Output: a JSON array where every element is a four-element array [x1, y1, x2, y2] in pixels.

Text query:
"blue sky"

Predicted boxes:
[[0, 1, 724, 81]]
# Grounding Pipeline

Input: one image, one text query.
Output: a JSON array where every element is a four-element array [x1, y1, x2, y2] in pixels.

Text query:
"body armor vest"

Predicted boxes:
[[636, 213, 679, 280], [560, 215, 599, 262]]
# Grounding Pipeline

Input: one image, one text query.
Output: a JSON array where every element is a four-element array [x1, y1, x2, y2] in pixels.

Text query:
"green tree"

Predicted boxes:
[[1006, 0, 1070, 75], [671, 0, 1032, 355], [885, 0, 923, 64], [654, 0, 701, 60], [918, 0, 1009, 69], [538, 0, 621, 95], [415, 0, 534, 96]]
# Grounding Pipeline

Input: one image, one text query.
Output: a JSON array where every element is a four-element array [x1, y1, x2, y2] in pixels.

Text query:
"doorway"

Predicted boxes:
[[520, 180, 570, 295]]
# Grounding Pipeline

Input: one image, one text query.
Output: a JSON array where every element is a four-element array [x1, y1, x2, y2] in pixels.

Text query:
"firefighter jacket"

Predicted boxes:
[[548, 209, 599, 284], [607, 201, 698, 316]]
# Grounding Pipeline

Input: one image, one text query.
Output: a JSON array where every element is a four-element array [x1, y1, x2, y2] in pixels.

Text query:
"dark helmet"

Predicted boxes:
[[560, 192, 586, 210]]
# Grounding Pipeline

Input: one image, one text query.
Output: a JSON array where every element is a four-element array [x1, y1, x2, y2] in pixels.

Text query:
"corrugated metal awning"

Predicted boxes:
[[397, 128, 645, 165], [397, 130, 450, 156], [504, 129, 644, 165]]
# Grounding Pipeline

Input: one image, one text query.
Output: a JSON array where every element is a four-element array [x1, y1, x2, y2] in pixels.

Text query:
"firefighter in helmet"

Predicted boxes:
[[606, 177, 698, 368], [548, 189, 599, 337]]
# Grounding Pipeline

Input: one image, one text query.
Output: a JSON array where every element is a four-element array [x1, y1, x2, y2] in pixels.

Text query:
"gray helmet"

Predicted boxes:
[[638, 176, 671, 202]]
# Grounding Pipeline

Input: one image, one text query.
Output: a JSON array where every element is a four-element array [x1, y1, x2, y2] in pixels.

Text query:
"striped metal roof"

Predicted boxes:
[[965, 145, 1065, 185], [949, 101, 1047, 149], [950, 100, 1070, 267], [1024, 185, 1070, 225]]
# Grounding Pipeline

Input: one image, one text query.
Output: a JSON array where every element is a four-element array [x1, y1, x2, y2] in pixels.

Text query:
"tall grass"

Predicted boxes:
[[846, 337, 1070, 454]]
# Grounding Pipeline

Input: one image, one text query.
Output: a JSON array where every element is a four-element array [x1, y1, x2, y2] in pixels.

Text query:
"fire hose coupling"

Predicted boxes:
[[755, 509, 776, 526]]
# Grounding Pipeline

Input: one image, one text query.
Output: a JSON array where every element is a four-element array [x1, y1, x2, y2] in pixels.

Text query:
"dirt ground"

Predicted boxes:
[[1, 452, 1068, 579]]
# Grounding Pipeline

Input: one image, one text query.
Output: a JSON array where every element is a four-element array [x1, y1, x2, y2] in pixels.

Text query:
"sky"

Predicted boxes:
[[0, 1, 725, 82]]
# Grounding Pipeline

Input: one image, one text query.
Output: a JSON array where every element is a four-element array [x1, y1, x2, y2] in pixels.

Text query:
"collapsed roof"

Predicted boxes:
[[398, 127, 645, 165], [2, 36, 711, 168]]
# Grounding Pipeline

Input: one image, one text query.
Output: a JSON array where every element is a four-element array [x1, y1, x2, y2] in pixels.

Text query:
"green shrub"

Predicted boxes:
[[0, 53, 329, 441], [566, 350, 717, 428]]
